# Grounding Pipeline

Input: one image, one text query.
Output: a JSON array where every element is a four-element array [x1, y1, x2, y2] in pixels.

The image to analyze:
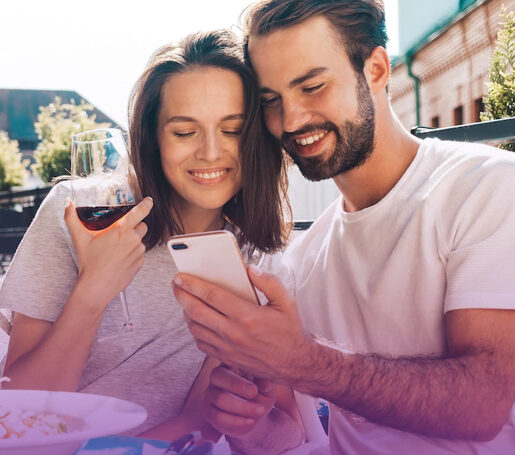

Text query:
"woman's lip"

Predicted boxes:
[[188, 168, 231, 185]]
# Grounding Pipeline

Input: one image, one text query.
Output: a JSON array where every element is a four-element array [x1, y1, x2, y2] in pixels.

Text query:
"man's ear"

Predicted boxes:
[[364, 46, 390, 94]]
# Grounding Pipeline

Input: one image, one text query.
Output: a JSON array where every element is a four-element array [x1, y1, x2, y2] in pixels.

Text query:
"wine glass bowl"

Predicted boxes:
[[71, 129, 135, 231]]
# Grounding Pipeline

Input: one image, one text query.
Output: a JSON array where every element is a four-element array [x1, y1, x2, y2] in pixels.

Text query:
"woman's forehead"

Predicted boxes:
[[159, 67, 245, 121]]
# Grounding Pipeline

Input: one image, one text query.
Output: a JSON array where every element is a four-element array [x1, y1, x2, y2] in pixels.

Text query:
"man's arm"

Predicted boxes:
[[174, 267, 515, 441], [295, 308, 514, 441]]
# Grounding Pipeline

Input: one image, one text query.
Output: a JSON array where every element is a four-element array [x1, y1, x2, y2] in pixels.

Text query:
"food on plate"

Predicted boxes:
[[0, 406, 69, 439]]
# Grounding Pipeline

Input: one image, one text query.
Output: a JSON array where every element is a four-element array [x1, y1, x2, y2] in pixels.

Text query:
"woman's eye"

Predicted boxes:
[[303, 83, 324, 94], [261, 96, 280, 107], [222, 129, 242, 136], [174, 131, 195, 138]]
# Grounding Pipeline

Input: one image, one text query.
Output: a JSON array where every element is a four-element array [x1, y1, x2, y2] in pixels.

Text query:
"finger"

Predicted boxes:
[[254, 377, 277, 398], [205, 404, 256, 435], [248, 265, 294, 308], [119, 197, 153, 230], [210, 366, 258, 400], [173, 273, 254, 318], [174, 281, 232, 333], [134, 222, 148, 240], [206, 386, 266, 419], [63, 198, 91, 246]]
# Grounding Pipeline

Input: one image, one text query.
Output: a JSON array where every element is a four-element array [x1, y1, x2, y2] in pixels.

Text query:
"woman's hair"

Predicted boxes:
[[128, 29, 291, 253], [243, 0, 387, 74]]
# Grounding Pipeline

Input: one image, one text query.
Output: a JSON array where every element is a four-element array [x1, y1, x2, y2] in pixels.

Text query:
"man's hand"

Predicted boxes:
[[203, 366, 277, 436], [173, 265, 314, 383]]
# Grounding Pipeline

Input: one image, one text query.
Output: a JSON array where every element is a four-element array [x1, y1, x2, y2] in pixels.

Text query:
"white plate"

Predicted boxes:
[[0, 389, 147, 455]]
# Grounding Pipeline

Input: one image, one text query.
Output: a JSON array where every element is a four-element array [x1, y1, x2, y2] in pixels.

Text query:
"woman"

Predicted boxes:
[[0, 30, 303, 446]]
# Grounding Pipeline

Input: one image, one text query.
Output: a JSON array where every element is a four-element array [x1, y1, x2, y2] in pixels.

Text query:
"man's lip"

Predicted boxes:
[[291, 129, 329, 142], [289, 130, 332, 158]]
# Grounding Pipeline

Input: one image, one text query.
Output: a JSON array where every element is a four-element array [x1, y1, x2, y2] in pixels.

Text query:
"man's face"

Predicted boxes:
[[248, 15, 375, 181]]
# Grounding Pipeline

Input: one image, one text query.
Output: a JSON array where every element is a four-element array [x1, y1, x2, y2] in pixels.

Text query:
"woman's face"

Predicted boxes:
[[158, 67, 244, 213]]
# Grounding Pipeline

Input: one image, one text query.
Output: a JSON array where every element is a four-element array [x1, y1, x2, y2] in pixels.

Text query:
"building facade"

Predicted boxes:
[[390, 0, 515, 129]]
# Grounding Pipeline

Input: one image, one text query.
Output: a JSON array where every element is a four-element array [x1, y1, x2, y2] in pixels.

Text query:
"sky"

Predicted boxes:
[[0, 0, 399, 129]]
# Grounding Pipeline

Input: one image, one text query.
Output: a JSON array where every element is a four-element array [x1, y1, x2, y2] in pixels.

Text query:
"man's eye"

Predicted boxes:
[[261, 96, 280, 107], [303, 83, 324, 94], [174, 131, 195, 137]]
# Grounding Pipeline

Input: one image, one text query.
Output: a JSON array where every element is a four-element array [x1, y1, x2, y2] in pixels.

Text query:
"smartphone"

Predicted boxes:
[[167, 230, 260, 305]]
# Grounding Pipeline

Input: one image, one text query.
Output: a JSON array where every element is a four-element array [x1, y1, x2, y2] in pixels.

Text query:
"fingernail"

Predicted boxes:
[[64, 197, 71, 208], [174, 276, 182, 287], [255, 405, 265, 416], [245, 418, 255, 425], [249, 264, 262, 276], [145, 196, 153, 206]]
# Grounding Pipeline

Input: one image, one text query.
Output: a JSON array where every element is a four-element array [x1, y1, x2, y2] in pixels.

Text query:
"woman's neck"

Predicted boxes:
[[174, 202, 225, 234]]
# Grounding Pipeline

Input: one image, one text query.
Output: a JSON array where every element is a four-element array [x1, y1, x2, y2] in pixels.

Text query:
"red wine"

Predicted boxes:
[[76, 204, 134, 231]]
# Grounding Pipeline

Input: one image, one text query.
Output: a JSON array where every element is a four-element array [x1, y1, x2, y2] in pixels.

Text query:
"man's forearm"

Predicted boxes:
[[290, 340, 512, 441]]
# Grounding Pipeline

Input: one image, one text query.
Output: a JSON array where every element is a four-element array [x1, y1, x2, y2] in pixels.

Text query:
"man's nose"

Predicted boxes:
[[281, 98, 310, 133], [197, 131, 222, 162]]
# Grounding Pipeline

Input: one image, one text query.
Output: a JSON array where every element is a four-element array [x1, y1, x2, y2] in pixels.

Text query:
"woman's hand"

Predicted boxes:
[[64, 197, 153, 306], [202, 365, 277, 437]]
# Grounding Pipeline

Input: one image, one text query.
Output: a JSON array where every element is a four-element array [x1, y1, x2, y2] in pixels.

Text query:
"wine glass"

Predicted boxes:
[[71, 128, 136, 330]]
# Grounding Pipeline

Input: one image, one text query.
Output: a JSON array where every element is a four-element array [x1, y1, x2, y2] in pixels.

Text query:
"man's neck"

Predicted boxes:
[[334, 106, 421, 212]]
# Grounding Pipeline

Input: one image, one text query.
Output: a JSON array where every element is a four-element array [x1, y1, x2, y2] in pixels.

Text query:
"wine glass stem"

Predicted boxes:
[[120, 290, 134, 330]]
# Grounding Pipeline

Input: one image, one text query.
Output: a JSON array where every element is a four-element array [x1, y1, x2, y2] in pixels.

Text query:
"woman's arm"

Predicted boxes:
[[3, 198, 153, 391]]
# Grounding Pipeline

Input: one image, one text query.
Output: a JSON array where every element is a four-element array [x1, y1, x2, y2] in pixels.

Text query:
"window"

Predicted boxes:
[[431, 116, 440, 128], [474, 98, 485, 122], [454, 106, 464, 125]]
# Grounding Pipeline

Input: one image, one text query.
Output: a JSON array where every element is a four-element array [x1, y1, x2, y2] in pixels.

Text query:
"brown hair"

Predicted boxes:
[[243, 0, 387, 74], [128, 30, 291, 253]]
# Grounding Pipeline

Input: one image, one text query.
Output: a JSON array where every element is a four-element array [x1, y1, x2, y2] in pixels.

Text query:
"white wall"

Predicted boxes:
[[287, 166, 340, 221]]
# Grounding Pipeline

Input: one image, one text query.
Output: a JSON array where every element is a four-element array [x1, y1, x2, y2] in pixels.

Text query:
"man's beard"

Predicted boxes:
[[281, 73, 376, 181]]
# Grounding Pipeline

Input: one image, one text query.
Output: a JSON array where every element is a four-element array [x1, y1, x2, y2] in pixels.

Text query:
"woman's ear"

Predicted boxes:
[[364, 46, 390, 94]]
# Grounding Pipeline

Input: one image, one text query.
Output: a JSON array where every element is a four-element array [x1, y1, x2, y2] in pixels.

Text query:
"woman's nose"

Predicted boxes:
[[196, 131, 222, 162]]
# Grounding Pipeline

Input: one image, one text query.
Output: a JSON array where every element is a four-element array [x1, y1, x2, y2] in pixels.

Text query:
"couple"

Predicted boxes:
[[1, 0, 514, 454]]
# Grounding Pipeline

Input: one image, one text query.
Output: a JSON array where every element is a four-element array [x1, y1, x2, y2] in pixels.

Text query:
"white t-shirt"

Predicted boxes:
[[284, 139, 515, 454]]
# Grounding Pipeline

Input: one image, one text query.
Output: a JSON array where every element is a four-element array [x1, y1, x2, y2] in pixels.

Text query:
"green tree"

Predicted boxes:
[[32, 97, 111, 182], [0, 131, 28, 191], [481, 6, 515, 151]]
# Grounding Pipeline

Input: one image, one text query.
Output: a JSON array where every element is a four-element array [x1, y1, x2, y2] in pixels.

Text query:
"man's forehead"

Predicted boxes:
[[247, 16, 345, 87]]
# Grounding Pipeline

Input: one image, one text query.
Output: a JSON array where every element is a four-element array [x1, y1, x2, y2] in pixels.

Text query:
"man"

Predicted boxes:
[[174, 0, 515, 453]]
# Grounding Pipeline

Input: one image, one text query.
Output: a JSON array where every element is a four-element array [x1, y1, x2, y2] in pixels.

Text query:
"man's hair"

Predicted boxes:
[[128, 30, 291, 253], [243, 0, 387, 73]]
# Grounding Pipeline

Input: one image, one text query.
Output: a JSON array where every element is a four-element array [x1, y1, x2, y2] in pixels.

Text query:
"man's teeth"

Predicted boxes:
[[191, 169, 228, 180], [295, 131, 327, 146]]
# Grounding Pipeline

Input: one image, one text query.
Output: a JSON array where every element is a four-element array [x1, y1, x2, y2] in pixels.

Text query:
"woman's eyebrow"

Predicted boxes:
[[165, 115, 197, 124], [221, 114, 244, 121]]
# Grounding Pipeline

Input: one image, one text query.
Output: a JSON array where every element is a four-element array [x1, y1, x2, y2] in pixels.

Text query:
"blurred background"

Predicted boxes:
[[0, 0, 513, 228]]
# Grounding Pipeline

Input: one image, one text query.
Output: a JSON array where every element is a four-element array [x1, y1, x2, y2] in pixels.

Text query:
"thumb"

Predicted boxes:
[[63, 198, 91, 247], [248, 264, 292, 307]]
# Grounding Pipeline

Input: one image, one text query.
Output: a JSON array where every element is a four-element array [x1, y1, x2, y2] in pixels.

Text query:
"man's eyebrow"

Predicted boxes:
[[290, 67, 328, 88], [259, 67, 329, 94]]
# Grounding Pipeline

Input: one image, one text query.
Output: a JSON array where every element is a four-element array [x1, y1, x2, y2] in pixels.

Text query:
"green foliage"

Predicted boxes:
[[0, 131, 28, 191], [481, 6, 515, 151], [32, 97, 110, 182]]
